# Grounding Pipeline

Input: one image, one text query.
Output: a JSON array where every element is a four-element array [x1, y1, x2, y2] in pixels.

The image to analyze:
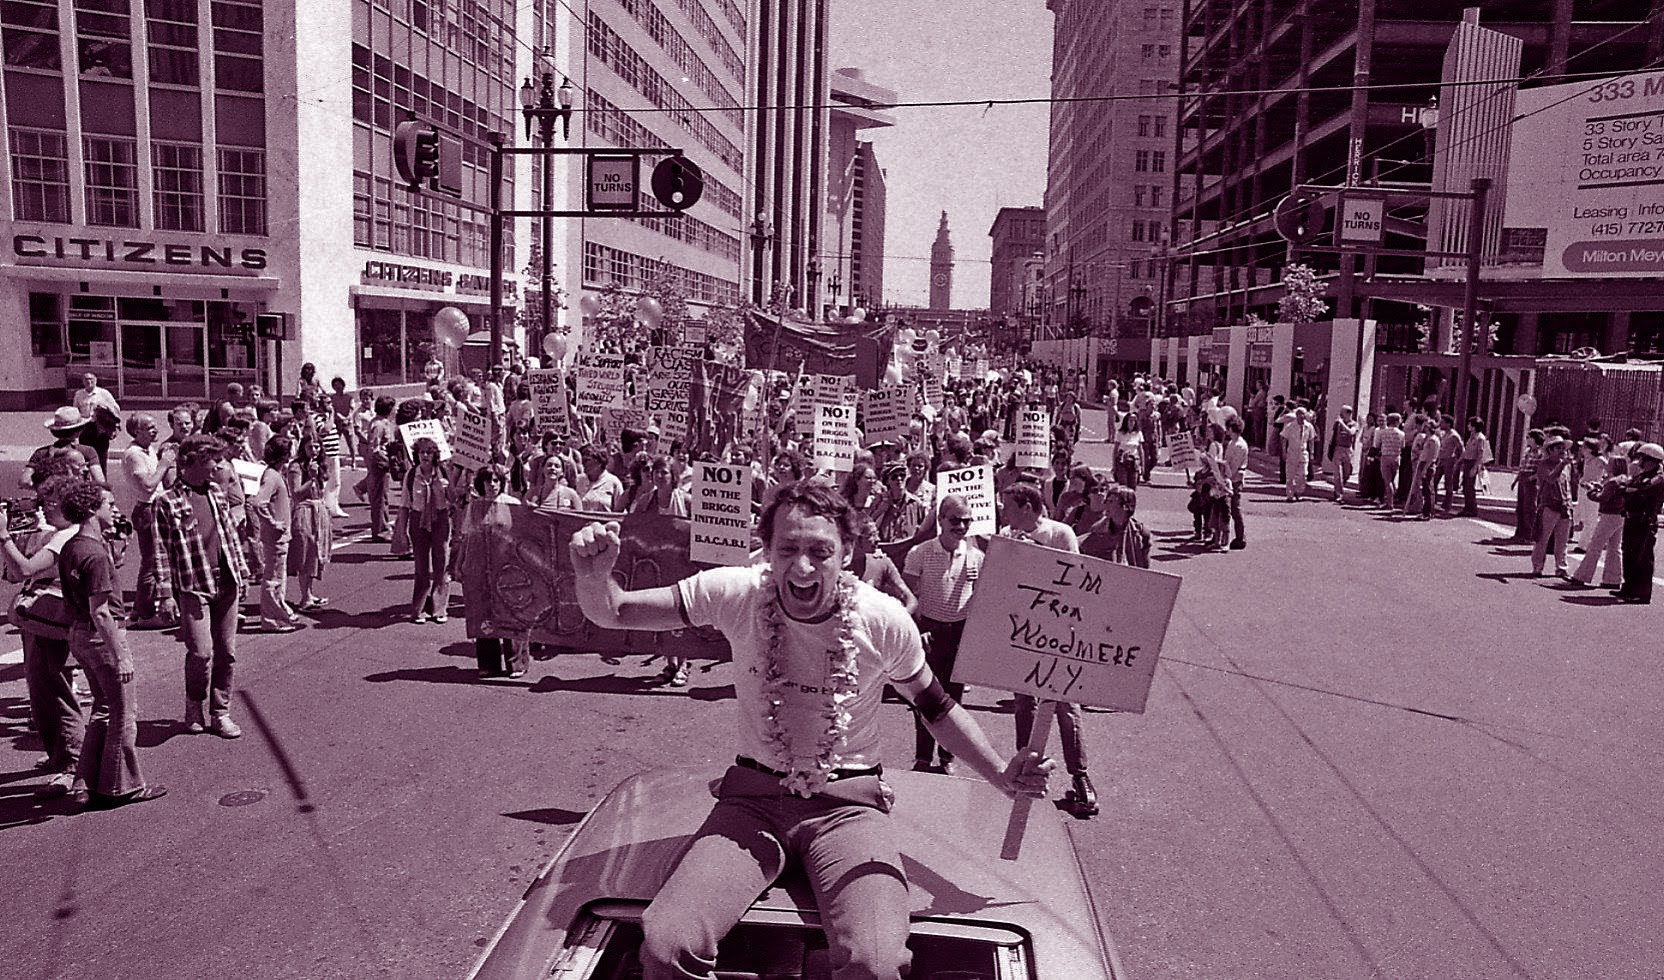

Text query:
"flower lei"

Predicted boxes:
[[756, 565, 863, 797]]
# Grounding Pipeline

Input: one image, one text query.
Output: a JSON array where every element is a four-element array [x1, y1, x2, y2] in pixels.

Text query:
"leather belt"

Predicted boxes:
[[735, 756, 882, 783]]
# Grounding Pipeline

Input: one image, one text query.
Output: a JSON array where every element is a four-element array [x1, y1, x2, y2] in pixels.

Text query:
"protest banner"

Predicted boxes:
[[460, 505, 730, 659], [955, 534, 1182, 857], [399, 419, 452, 460], [860, 384, 915, 447], [1167, 431, 1199, 469], [936, 464, 997, 536], [644, 346, 692, 443], [453, 407, 493, 471], [600, 404, 652, 443], [1015, 406, 1051, 468], [813, 402, 859, 472], [574, 354, 627, 419], [525, 368, 569, 437], [690, 462, 754, 565]]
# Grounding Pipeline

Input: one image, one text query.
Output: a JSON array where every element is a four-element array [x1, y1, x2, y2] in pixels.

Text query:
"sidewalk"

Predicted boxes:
[[1244, 447, 1522, 528]]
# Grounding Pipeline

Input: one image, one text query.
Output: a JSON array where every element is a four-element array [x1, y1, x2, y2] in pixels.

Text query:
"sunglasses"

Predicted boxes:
[[946, 516, 974, 527]]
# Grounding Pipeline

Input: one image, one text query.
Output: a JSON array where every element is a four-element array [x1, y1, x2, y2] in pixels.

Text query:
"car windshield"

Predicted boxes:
[[552, 903, 1031, 979]]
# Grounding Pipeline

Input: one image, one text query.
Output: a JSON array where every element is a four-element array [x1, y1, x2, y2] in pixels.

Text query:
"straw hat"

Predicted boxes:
[[45, 406, 91, 433]]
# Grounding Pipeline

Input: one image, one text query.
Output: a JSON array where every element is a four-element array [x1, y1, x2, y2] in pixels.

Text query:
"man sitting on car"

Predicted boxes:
[[569, 480, 1053, 979]]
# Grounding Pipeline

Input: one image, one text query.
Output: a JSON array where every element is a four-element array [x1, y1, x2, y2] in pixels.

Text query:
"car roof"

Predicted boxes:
[[471, 768, 1121, 979]]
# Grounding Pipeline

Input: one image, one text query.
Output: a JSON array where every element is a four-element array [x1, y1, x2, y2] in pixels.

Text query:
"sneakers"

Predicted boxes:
[[1228, 539, 1246, 550], [1066, 772, 1100, 817], [209, 715, 243, 739], [184, 701, 208, 734], [36, 772, 75, 797]]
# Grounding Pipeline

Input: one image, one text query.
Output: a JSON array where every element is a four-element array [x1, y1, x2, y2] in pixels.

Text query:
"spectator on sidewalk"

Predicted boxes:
[[1512, 429, 1546, 542], [1570, 444, 1628, 589], [1531, 436, 1574, 578], [1434, 415, 1464, 514], [1327, 406, 1358, 503], [250, 436, 303, 633], [1374, 414, 1406, 511], [364, 395, 399, 542], [1459, 417, 1493, 516], [1614, 442, 1664, 604], [72, 372, 121, 472], [119, 414, 174, 628], [1282, 408, 1316, 501]]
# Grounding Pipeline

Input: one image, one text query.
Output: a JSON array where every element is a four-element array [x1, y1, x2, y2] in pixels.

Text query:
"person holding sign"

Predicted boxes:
[[567, 481, 1053, 980], [997, 478, 1097, 818]]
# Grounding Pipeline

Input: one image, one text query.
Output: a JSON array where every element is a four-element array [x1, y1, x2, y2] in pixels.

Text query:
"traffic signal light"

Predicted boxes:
[[1273, 190, 1329, 245], [651, 155, 705, 211], [392, 120, 460, 196]]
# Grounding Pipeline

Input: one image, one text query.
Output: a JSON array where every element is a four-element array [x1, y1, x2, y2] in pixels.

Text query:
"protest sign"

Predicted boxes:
[[936, 463, 997, 536], [956, 534, 1182, 712], [452, 408, 493, 471], [575, 354, 627, 418], [1167, 431, 1199, 469], [860, 384, 915, 447], [813, 402, 859, 472], [645, 346, 692, 443], [399, 419, 452, 460], [795, 373, 857, 434], [690, 462, 754, 565], [600, 404, 652, 443], [1015, 406, 1051, 468], [525, 368, 569, 436], [231, 458, 262, 497], [921, 372, 944, 413]]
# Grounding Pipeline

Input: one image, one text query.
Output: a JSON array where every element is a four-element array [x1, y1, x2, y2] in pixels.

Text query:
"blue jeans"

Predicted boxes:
[[640, 765, 910, 979], [178, 569, 239, 717], [1013, 695, 1088, 776], [69, 625, 145, 797], [24, 630, 82, 772]]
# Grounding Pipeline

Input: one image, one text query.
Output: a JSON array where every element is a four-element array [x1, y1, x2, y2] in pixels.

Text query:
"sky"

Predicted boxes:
[[828, 1, 1054, 311]]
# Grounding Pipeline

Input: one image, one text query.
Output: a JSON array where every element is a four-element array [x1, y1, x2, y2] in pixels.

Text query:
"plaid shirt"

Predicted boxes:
[[152, 481, 249, 600]]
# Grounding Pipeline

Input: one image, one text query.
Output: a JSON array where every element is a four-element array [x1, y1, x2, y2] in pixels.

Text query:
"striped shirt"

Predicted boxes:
[[902, 537, 982, 623]]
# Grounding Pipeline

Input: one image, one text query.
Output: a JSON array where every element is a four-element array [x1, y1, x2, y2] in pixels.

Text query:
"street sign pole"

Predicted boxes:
[[488, 132, 506, 367], [1455, 177, 1491, 421]]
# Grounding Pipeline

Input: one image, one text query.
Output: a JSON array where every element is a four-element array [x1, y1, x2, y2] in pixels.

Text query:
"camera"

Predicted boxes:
[[2, 497, 42, 534], [105, 508, 134, 541]]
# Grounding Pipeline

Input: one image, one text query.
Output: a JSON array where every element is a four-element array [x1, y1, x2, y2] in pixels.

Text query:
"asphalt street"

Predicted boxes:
[[0, 410, 1659, 979]]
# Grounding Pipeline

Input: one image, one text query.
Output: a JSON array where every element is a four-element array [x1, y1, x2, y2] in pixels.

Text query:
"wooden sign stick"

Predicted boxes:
[[1000, 703, 1057, 861]]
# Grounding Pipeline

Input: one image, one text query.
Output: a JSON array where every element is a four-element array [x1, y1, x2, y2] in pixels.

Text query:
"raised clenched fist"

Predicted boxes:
[[568, 520, 622, 579]]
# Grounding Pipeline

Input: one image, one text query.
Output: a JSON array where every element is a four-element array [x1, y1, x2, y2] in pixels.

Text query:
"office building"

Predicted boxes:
[[988, 205, 1044, 317], [825, 67, 892, 316], [1043, 0, 1178, 369], [547, 0, 746, 340], [745, 0, 829, 311]]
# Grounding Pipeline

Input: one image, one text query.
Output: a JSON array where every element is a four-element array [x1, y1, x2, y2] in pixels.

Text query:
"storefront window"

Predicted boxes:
[[405, 312, 440, 384], [205, 302, 251, 398], [66, 295, 117, 368], [29, 292, 63, 358], [358, 307, 405, 385]]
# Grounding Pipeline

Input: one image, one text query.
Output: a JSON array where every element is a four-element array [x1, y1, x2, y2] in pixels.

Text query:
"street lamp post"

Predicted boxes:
[[829, 271, 842, 318], [806, 255, 822, 322], [519, 49, 575, 366]]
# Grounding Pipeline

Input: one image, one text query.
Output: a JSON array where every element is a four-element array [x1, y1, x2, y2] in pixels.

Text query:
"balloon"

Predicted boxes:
[[850, 307, 866, 322], [883, 363, 903, 385], [433, 307, 469, 348], [925, 329, 940, 343], [896, 327, 914, 347], [579, 294, 602, 316], [542, 332, 568, 360], [636, 296, 664, 326]]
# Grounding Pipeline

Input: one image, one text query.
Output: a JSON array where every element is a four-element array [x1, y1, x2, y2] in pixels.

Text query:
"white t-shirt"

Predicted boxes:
[[119, 444, 163, 506], [676, 564, 926, 772]]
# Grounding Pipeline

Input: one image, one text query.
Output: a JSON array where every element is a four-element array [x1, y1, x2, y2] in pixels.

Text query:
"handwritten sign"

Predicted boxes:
[[936, 463, 997, 537], [525, 368, 569, 437], [860, 384, 916, 447], [600, 404, 652, 443], [690, 462, 754, 565], [813, 403, 859, 473], [399, 419, 452, 461], [575, 354, 627, 419], [1167, 431, 1199, 469], [645, 346, 691, 443], [955, 535, 1181, 713], [452, 407, 493, 471], [1015, 406, 1051, 468]]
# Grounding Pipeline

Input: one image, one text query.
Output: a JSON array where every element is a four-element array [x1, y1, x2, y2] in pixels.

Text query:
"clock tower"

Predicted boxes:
[[929, 211, 954, 310]]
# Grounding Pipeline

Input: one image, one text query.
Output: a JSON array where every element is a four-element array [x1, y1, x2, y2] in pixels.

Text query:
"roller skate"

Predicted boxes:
[[1062, 771, 1099, 818]]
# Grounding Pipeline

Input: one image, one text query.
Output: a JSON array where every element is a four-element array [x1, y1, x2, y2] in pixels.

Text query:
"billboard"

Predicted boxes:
[[1500, 69, 1664, 279]]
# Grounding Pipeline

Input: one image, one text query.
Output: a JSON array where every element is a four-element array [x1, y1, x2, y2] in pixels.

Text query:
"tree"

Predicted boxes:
[[517, 245, 567, 357], [583, 265, 692, 355], [1277, 263, 1329, 324]]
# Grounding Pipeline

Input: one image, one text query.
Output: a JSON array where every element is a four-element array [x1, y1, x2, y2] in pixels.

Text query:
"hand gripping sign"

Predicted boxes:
[[955, 535, 1181, 857], [1015, 406, 1051, 468]]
